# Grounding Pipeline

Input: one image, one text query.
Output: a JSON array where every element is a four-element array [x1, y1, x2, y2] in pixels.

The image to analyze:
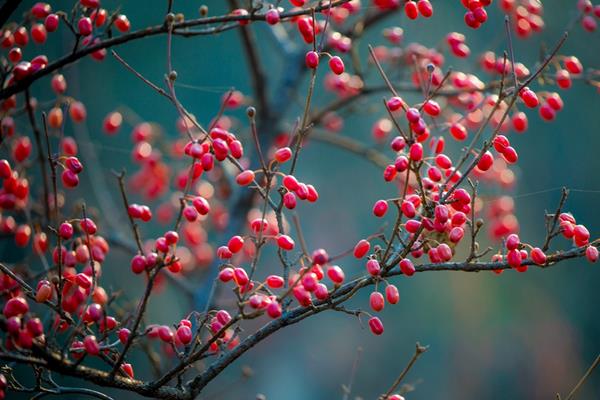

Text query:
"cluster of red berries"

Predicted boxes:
[[486, 196, 519, 240], [60, 156, 84, 188], [3, 297, 44, 350], [577, 0, 600, 32], [479, 51, 530, 78], [372, 0, 433, 20], [446, 32, 471, 58], [281, 173, 319, 207], [462, 0, 492, 29], [1, 2, 131, 85], [305, 50, 346, 76], [498, 0, 544, 36], [555, 56, 584, 90], [0, 158, 29, 211]]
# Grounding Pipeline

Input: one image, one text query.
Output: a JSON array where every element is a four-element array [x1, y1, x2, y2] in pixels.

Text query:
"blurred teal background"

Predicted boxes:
[[10, 0, 600, 398]]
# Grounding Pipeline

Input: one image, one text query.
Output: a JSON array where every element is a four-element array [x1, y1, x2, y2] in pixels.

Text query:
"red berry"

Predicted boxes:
[[192, 196, 210, 215], [265, 9, 280, 25], [0, 159, 11, 179], [370, 291, 385, 312], [582, 15, 597, 32], [130, 255, 146, 274], [564, 56, 583, 74], [59, 222, 73, 239], [368, 316, 384, 335], [158, 325, 174, 342], [266, 275, 284, 288], [277, 235, 295, 251], [121, 363, 134, 379], [236, 170, 255, 186], [353, 239, 371, 258], [219, 267, 234, 282], [83, 335, 100, 355], [69, 101, 87, 122], [267, 301, 282, 318], [399, 258, 415, 276], [417, 0, 433, 18], [477, 151, 494, 171], [8, 47, 22, 63], [405, 1, 419, 19], [52, 74, 67, 94], [305, 51, 319, 68], [501, 146, 518, 164], [118, 328, 130, 344], [3, 297, 28, 317], [328, 56, 345, 75], [283, 192, 297, 209], [227, 235, 244, 253], [586, 246, 599, 263], [327, 265, 345, 285], [177, 325, 192, 345], [366, 259, 381, 276], [505, 233, 520, 250], [386, 285, 400, 304], [91, 8, 108, 27], [507, 249, 521, 268], [45, 14, 59, 32], [103, 111, 123, 134], [233, 268, 249, 286], [449, 226, 465, 243], [35, 281, 53, 302], [274, 147, 292, 163], [31, 24, 47, 44], [78, 17, 93, 36], [61, 170, 79, 188], [114, 15, 131, 32], [373, 200, 388, 217], [520, 88, 539, 108], [555, 69, 572, 89], [409, 142, 423, 161], [31, 2, 51, 19], [512, 112, 528, 132], [531, 247, 547, 265], [387, 96, 405, 112], [450, 123, 468, 141]]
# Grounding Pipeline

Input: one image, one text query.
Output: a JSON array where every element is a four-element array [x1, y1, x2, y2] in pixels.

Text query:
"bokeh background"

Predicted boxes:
[[6, 0, 600, 399]]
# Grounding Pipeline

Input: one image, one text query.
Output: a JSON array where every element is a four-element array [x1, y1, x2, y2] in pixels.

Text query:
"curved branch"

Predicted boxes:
[[0, 1, 350, 100], [187, 242, 598, 395]]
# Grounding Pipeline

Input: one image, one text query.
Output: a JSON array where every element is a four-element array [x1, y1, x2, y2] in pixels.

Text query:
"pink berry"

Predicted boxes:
[[368, 316, 384, 335], [265, 9, 280, 25], [305, 51, 319, 69], [328, 56, 344, 75], [277, 235, 295, 251], [386, 285, 400, 304], [370, 291, 385, 312], [78, 17, 93, 36], [327, 265, 345, 285], [373, 200, 389, 217], [399, 259, 415, 276], [586, 246, 599, 263], [236, 170, 255, 186], [531, 247, 547, 265], [353, 239, 371, 258]]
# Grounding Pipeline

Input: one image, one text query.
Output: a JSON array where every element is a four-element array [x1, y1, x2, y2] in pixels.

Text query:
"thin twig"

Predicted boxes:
[[25, 89, 51, 224], [564, 353, 600, 400], [380, 343, 428, 399], [542, 187, 569, 251], [114, 170, 144, 254]]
